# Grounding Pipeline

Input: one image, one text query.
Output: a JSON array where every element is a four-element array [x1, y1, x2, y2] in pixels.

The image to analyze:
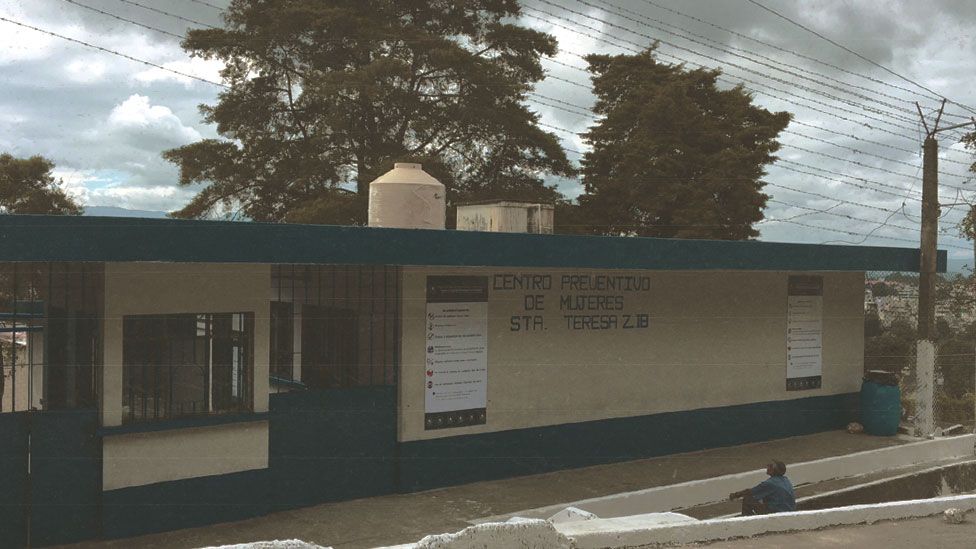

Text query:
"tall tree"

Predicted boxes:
[[576, 47, 790, 239], [0, 153, 82, 215], [164, 0, 573, 223]]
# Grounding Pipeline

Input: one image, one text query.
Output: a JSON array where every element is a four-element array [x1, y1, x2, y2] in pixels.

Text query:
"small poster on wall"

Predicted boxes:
[[787, 275, 823, 391], [424, 276, 489, 430]]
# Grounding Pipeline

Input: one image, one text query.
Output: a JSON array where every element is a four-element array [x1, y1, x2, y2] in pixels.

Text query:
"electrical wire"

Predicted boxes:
[[185, 0, 225, 11], [742, 0, 976, 117], [14, 5, 975, 247], [60, 0, 184, 39], [0, 16, 229, 88], [634, 0, 974, 119], [542, 51, 974, 169], [573, 0, 927, 125], [522, 10, 924, 144], [528, 92, 973, 195], [528, 1, 925, 134], [114, 0, 218, 30]]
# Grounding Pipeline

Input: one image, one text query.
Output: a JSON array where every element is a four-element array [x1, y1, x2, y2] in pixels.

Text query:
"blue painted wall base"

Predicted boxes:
[[0, 412, 29, 549], [97, 391, 857, 541], [399, 392, 859, 492], [102, 469, 272, 540]]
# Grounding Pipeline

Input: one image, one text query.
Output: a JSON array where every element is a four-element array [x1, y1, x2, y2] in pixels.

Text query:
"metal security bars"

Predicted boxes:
[[0, 262, 103, 413], [121, 312, 254, 424], [270, 265, 400, 391]]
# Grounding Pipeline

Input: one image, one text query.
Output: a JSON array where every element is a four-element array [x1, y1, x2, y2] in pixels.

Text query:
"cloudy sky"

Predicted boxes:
[[2, 0, 976, 259]]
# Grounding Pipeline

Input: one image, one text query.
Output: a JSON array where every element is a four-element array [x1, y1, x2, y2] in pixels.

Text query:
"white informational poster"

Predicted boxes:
[[787, 276, 823, 391], [424, 276, 489, 430]]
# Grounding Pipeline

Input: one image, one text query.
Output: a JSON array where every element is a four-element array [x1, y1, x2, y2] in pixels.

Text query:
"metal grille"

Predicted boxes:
[[0, 262, 103, 413], [270, 264, 400, 392]]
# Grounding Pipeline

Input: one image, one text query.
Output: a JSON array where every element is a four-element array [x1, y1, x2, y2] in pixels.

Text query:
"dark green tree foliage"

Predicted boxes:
[[870, 282, 897, 297], [0, 153, 82, 215], [164, 0, 573, 223], [576, 47, 791, 239], [864, 318, 917, 375]]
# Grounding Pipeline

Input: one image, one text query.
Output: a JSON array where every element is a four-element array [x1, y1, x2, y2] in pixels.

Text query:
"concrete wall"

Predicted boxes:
[[399, 268, 864, 442], [102, 421, 269, 490], [101, 262, 271, 489]]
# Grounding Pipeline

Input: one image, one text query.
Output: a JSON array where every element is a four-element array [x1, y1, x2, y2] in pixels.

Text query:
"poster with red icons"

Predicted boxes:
[[424, 276, 489, 430], [787, 275, 823, 391]]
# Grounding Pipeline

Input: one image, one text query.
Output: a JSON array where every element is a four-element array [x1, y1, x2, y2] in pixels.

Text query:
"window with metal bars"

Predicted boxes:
[[0, 262, 102, 413], [122, 312, 253, 424], [270, 265, 399, 390]]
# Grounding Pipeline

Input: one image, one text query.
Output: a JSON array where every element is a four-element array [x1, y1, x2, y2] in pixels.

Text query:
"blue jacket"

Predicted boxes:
[[750, 475, 796, 512]]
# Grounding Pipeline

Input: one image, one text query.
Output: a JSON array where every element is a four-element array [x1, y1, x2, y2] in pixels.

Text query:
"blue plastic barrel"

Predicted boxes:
[[860, 376, 901, 436]]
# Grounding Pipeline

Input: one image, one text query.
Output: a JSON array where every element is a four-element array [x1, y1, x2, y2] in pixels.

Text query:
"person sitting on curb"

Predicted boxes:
[[729, 460, 796, 516]]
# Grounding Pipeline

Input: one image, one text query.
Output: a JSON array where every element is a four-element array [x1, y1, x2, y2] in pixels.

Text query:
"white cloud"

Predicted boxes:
[[87, 185, 189, 211], [53, 167, 195, 211], [51, 169, 101, 204], [0, 5, 70, 65], [65, 57, 108, 83], [107, 94, 202, 144]]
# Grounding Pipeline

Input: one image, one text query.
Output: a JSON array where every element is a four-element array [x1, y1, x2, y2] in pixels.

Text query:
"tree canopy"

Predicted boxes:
[[573, 47, 791, 239], [0, 153, 82, 215], [164, 0, 573, 224]]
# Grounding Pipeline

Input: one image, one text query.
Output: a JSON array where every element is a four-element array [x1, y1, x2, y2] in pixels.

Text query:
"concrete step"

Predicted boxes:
[[681, 455, 976, 519]]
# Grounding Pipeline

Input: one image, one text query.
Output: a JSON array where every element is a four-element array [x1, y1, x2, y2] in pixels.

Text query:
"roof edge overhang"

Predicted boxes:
[[0, 215, 946, 273]]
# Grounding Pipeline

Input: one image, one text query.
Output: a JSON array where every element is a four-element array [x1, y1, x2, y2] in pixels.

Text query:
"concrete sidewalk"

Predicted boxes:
[[63, 431, 909, 549]]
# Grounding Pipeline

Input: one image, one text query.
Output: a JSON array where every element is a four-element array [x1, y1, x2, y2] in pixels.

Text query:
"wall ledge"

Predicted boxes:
[[98, 411, 269, 437]]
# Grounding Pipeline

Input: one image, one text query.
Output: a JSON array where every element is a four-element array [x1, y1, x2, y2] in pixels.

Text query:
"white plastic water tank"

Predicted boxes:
[[367, 163, 446, 229]]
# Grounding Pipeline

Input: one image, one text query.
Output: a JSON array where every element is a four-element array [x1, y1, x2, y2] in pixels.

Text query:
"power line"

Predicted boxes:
[[528, 89, 974, 189], [790, 119, 972, 168], [542, 120, 971, 229], [538, 116, 968, 208], [766, 199, 918, 234], [776, 159, 927, 201], [768, 181, 967, 228], [60, 0, 184, 40], [763, 218, 970, 248], [528, 1, 925, 134], [782, 129, 970, 180], [783, 142, 971, 189], [23, 3, 974, 236], [0, 16, 229, 88], [528, 94, 593, 117], [540, 67, 591, 89], [522, 10, 923, 143], [633, 0, 968, 115], [536, 70, 974, 200], [185, 0, 225, 11], [541, 51, 974, 169], [115, 0, 218, 30], [766, 182, 898, 214], [743, 0, 976, 117], [575, 0, 927, 125]]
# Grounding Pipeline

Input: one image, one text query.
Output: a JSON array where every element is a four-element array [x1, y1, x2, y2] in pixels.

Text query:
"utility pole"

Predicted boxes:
[[913, 100, 976, 437]]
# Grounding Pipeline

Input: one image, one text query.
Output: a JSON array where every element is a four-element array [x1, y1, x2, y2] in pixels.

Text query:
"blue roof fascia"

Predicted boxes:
[[0, 214, 946, 273]]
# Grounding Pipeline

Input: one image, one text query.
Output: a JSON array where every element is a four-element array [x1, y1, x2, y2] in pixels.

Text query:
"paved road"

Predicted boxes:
[[699, 514, 976, 548]]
